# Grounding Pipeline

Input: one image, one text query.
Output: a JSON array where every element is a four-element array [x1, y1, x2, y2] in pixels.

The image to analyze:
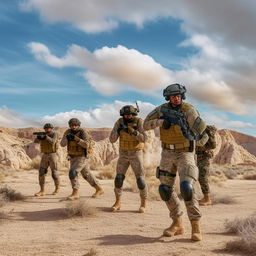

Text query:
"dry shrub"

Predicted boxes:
[[224, 216, 256, 234], [212, 194, 237, 205], [96, 160, 116, 180], [225, 216, 256, 255], [0, 194, 8, 208], [0, 186, 25, 201], [64, 200, 98, 218], [243, 171, 256, 180], [29, 156, 41, 170], [83, 248, 99, 256]]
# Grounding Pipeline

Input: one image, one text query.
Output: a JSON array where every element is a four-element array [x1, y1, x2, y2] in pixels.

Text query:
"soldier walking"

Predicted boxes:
[[143, 83, 207, 241], [110, 105, 148, 213], [34, 123, 60, 196], [60, 118, 104, 200], [196, 125, 217, 206]]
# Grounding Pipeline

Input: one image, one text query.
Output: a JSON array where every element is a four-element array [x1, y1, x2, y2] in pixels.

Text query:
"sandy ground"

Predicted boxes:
[[0, 170, 255, 256]]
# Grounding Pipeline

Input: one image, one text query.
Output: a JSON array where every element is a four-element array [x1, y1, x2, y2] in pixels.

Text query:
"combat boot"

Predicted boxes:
[[199, 193, 212, 206], [139, 198, 147, 213], [163, 216, 185, 237], [34, 176, 45, 197], [111, 196, 121, 212], [191, 220, 202, 241], [52, 181, 60, 195], [92, 184, 104, 198], [67, 188, 79, 200]]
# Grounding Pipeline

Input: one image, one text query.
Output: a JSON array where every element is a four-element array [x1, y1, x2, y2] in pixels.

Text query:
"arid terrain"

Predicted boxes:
[[0, 127, 256, 256]]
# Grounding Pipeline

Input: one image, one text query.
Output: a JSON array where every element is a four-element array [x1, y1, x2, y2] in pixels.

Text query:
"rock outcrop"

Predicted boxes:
[[0, 126, 256, 170]]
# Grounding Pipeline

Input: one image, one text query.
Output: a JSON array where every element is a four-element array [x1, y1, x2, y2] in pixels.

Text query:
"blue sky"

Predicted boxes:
[[0, 0, 256, 135]]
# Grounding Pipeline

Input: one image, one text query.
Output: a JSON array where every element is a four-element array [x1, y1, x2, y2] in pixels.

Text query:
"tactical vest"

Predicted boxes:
[[119, 117, 144, 151], [160, 103, 191, 150], [67, 129, 87, 157], [40, 134, 57, 153]]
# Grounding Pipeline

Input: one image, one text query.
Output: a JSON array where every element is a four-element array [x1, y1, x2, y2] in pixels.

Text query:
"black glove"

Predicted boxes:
[[37, 135, 46, 140], [66, 133, 75, 141], [162, 119, 172, 130], [160, 116, 180, 126], [117, 124, 128, 134]]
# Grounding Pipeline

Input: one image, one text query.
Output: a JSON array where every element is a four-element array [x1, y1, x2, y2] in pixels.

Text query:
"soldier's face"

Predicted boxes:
[[170, 94, 182, 106], [70, 125, 79, 131], [124, 114, 133, 119], [44, 128, 52, 133]]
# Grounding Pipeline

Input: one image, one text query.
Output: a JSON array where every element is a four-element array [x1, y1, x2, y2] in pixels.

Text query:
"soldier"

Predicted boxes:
[[60, 118, 104, 200], [143, 83, 207, 241], [110, 105, 148, 213], [34, 123, 60, 196], [196, 125, 217, 206]]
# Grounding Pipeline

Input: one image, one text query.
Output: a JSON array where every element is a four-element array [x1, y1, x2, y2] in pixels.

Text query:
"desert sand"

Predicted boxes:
[[0, 169, 255, 256]]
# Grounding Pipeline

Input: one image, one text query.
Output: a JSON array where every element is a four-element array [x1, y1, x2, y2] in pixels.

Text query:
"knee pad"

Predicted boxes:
[[39, 168, 47, 176], [114, 174, 125, 189], [69, 169, 78, 180], [136, 177, 146, 190], [52, 170, 59, 180], [180, 181, 193, 201], [159, 184, 172, 201]]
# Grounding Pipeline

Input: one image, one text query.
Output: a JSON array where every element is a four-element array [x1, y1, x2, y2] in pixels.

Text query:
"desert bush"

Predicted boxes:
[[0, 186, 25, 201], [224, 216, 256, 234], [243, 171, 256, 180], [97, 160, 116, 180], [64, 200, 98, 218], [225, 216, 256, 255], [28, 156, 41, 170], [212, 194, 237, 205], [83, 248, 99, 256], [0, 194, 8, 208]]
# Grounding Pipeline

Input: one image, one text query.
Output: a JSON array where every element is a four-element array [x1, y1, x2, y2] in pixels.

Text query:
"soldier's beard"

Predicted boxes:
[[123, 117, 133, 123]]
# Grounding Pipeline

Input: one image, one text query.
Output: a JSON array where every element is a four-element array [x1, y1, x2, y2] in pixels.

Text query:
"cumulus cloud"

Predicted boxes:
[[0, 107, 40, 128], [28, 43, 172, 95], [24, 0, 256, 114]]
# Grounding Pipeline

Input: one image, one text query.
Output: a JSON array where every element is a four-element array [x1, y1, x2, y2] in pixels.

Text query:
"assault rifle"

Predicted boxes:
[[33, 132, 46, 136], [160, 107, 201, 141]]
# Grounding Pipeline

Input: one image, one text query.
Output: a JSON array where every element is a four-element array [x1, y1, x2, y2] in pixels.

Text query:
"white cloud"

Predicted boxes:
[[0, 107, 40, 128], [202, 112, 256, 131], [28, 43, 172, 95], [1, 103, 256, 136], [24, 1, 256, 114]]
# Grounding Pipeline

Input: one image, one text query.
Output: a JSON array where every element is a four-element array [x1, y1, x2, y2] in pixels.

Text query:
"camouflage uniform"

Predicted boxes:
[[60, 128, 99, 189], [110, 117, 148, 200], [144, 102, 206, 221], [196, 125, 217, 196], [34, 132, 60, 187]]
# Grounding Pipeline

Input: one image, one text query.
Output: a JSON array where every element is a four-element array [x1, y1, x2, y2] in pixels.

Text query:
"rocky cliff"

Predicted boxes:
[[0, 127, 256, 170]]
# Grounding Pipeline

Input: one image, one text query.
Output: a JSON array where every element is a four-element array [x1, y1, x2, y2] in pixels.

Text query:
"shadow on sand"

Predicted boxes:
[[17, 208, 67, 222]]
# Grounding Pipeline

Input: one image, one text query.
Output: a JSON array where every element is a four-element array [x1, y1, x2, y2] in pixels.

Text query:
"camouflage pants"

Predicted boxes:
[[39, 153, 59, 185], [159, 149, 201, 221], [197, 153, 211, 194], [69, 156, 99, 189], [114, 150, 148, 199]]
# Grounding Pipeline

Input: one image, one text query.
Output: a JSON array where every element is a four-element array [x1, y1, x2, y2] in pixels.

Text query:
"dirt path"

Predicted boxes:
[[0, 170, 255, 256]]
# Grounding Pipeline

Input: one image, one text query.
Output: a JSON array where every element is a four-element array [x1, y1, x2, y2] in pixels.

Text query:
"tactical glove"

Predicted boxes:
[[127, 126, 138, 136], [37, 135, 46, 140], [66, 133, 75, 141]]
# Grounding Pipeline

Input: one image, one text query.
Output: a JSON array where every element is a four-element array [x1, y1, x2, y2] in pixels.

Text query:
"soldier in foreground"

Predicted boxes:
[[143, 83, 207, 241], [60, 118, 104, 200], [196, 125, 217, 206], [110, 105, 148, 213], [34, 123, 60, 196]]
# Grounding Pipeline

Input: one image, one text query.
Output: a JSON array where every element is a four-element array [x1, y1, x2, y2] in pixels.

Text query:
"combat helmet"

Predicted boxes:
[[163, 83, 187, 100], [120, 105, 138, 116], [43, 123, 54, 129], [68, 118, 81, 127]]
